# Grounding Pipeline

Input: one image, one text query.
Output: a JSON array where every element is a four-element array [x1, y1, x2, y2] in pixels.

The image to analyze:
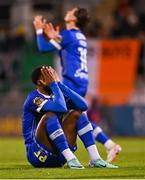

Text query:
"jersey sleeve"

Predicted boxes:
[[36, 30, 72, 52], [58, 82, 88, 111], [36, 34, 59, 51], [42, 82, 67, 113], [25, 82, 67, 113], [59, 30, 72, 48]]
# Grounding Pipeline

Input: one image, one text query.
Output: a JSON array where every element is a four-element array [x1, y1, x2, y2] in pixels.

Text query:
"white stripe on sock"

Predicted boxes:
[[49, 129, 64, 140], [93, 126, 102, 138], [78, 123, 93, 136]]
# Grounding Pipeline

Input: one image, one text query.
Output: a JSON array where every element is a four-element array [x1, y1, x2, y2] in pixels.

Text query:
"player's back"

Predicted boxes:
[[59, 29, 88, 88]]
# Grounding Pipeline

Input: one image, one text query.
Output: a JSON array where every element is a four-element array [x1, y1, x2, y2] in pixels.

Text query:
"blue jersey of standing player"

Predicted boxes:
[[22, 82, 88, 147], [36, 29, 88, 97]]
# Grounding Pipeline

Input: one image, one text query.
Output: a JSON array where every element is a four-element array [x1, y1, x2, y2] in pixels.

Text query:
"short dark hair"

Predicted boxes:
[[31, 66, 42, 85], [74, 8, 90, 30]]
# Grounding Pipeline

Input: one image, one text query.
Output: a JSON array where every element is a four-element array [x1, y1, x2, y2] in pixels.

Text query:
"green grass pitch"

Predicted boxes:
[[0, 137, 145, 179]]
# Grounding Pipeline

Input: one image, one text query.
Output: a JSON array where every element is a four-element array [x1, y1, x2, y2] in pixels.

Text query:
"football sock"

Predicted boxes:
[[77, 113, 100, 160], [46, 115, 76, 161], [104, 139, 115, 150], [92, 123, 109, 144], [92, 123, 115, 150], [87, 144, 101, 161]]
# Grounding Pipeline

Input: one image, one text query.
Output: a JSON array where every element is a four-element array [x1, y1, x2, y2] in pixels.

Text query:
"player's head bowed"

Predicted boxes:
[[31, 66, 42, 85], [31, 65, 50, 86]]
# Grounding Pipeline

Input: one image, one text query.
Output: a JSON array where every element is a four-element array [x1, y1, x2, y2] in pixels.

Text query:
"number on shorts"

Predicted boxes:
[[34, 150, 47, 163]]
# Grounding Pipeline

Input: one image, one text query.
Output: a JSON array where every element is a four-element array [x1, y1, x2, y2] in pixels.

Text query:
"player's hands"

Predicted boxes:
[[53, 69, 60, 82], [44, 23, 60, 40], [40, 66, 56, 86], [48, 66, 60, 82], [33, 16, 46, 30]]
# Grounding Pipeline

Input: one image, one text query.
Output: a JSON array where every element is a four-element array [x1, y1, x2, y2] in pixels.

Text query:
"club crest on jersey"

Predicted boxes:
[[33, 97, 44, 106]]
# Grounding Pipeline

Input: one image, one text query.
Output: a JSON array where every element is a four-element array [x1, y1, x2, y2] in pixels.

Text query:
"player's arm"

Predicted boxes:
[[58, 82, 88, 111], [33, 16, 59, 51], [36, 30, 71, 52], [35, 82, 67, 113], [52, 68, 88, 111], [43, 23, 71, 49], [30, 66, 67, 113], [40, 67, 67, 113], [33, 16, 71, 52], [36, 28, 60, 51]]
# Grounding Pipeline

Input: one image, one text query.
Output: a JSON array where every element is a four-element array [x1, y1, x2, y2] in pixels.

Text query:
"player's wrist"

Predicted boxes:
[[49, 39, 62, 50], [48, 81, 57, 88], [36, 29, 43, 35]]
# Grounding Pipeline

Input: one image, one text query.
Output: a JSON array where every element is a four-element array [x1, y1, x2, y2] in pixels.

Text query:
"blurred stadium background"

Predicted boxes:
[[0, 0, 145, 137]]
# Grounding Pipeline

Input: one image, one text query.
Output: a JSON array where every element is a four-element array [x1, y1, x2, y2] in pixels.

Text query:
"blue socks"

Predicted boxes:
[[45, 115, 69, 152], [91, 122, 109, 144], [77, 113, 95, 148], [77, 113, 101, 160], [77, 113, 109, 146]]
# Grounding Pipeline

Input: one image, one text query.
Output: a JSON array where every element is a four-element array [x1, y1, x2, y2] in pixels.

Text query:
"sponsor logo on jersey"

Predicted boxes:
[[33, 97, 44, 106]]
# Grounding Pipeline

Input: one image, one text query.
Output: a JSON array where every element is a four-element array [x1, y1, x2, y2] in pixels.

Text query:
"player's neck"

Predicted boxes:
[[66, 22, 79, 30], [37, 88, 49, 96]]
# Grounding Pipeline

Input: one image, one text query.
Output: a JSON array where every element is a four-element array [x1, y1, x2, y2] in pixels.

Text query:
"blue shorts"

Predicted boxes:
[[63, 78, 87, 97], [26, 140, 77, 168]]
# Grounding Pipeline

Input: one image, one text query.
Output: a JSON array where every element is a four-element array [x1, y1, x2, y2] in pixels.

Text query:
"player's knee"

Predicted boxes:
[[71, 110, 82, 119], [42, 112, 56, 120], [64, 111, 82, 129]]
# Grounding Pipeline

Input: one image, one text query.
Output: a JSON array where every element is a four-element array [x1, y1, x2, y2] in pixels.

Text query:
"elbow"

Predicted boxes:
[[80, 103, 88, 111], [38, 45, 46, 52]]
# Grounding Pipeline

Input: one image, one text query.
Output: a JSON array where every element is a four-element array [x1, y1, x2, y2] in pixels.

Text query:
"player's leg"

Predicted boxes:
[[62, 80, 121, 163], [76, 112, 118, 168], [35, 112, 83, 169], [78, 87, 122, 162], [61, 110, 78, 147], [59, 110, 85, 169], [27, 112, 62, 167], [35, 112, 55, 150], [26, 112, 56, 167], [91, 122, 122, 162]]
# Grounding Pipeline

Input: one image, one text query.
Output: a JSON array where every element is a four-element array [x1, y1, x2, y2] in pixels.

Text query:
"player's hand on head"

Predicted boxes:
[[40, 66, 56, 86], [47, 66, 60, 82], [53, 69, 60, 82], [33, 15, 46, 30]]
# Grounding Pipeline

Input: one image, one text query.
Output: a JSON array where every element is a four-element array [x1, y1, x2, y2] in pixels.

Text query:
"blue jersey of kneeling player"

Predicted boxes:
[[36, 29, 88, 96], [22, 82, 88, 147]]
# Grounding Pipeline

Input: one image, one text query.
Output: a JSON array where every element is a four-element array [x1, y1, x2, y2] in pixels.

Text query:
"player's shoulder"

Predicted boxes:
[[23, 90, 45, 110], [60, 29, 72, 37], [74, 30, 86, 41], [60, 29, 86, 41], [23, 90, 36, 108]]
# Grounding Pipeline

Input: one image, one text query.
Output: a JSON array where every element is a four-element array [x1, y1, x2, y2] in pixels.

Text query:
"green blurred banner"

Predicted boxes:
[[21, 41, 54, 92]]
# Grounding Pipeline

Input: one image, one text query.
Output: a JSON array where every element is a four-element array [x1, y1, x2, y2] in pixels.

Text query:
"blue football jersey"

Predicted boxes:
[[22, 82, 67, 146], [22, 82, 88, 146], [22, 90, 56, 145], [37, 29, 88, 90]]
